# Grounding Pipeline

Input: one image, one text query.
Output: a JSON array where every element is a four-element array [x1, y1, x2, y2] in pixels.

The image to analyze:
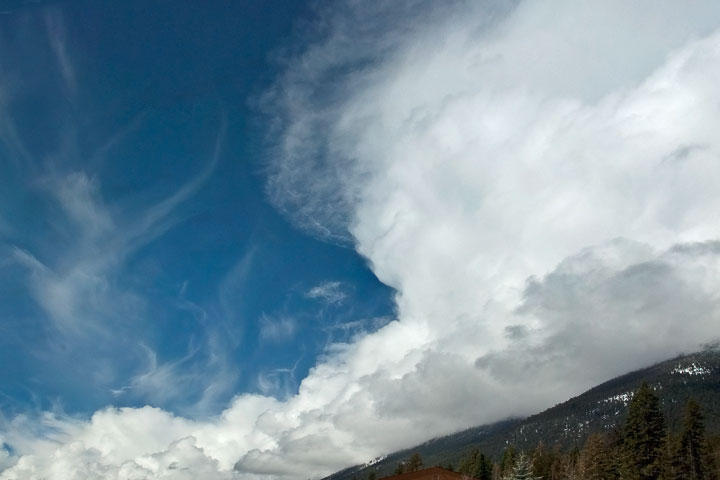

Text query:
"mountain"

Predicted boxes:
[[325, 348, 720, 480]]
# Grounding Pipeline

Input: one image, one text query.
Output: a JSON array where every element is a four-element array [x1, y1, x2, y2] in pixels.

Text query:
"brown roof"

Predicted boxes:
[[380, 467, 477, 480]]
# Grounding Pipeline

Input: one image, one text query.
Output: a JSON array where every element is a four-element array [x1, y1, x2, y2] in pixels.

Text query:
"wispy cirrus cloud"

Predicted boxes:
[[259, 313, 297, 343], [305, 281, 347, 306], [44, 8, 76, 95], [256, 359, 302, 400], [0, 3, 229, 417], [111, 335, 238, 417]]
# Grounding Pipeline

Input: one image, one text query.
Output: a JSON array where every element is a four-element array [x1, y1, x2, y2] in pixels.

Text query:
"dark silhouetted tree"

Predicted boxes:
[[459, 448, 492, 480], [622, 382, 667, 480], [476, 454, 493, 480], [675, 398, 718, 480]]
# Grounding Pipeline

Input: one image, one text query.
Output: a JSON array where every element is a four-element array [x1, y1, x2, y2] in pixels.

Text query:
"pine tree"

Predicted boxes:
[[665, 431, 683, 480], [460, 448, 493, 480], [503, 453, 540, 480], [579, 433, 618, 480], [500, 446, 518, 478], [675, 398, 718, 480], [459, 448, 479, 475], [476, 453, 493, 480], [406, 453, 423, 472], [531, 442, 555, 479], [622, 382, 667, 480], [458, 448, 480, 475]]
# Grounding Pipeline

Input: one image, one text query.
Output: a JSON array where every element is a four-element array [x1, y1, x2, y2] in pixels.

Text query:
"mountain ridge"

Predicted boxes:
[[324, 348, 720, 480]]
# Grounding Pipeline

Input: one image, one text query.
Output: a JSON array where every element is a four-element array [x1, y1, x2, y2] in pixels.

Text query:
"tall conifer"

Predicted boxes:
[[622, 382, 667, 480], [475, 453, 493, 480], [622, 382, 665, 480], [579, 433, 618, 480], [676, 398, 717, 480], [500, 446, 518, 478], [503, 453, 539, 480]]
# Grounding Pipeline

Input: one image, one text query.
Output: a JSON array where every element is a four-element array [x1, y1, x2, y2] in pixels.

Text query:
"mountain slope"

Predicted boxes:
[[325, 348, 720, 480]]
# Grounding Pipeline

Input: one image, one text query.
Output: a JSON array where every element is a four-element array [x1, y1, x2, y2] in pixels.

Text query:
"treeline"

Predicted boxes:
[[455, 382, 720, 480], [372, 382, 720, 480]]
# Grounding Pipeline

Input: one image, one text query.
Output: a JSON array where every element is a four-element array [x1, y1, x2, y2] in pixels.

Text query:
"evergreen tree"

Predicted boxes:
[[500, 446, 518, 478], [368, 472, 377, 480], [665, 432, 683, 480], [578, 433, 618, 480], [394, 453, 423, 475], [459, 448, 492, 480], [675, 398, 717, 480], [530, 442, 554, 479], [503, 453, 540, 480], [459, 448, 479, 475], [622, 382, 667, 480], [406, 453, 423, 472], [475, 453, 493, 480], [549, 454, 570, 480]]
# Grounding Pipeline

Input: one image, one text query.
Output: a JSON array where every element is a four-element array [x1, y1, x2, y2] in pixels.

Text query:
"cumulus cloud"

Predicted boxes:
[[0, 406, 249, 479], [5, 1, 720, 479]]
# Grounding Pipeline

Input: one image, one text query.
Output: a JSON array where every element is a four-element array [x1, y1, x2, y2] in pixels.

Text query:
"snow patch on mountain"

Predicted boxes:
[[672, 363, 712, 376], [600, 392, 634, 406]]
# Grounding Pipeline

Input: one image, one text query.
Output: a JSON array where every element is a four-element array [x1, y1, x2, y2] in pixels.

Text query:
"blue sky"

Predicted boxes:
[[0, 0, 394, 417], [2, 1, 720, 479]]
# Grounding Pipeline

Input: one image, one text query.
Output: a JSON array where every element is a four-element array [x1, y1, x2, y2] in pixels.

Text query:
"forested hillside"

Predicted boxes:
[[326, 348, 720, 480]]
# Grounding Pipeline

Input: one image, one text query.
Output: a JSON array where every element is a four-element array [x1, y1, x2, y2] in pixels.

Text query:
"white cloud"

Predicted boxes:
[[5, 135, 228, 411], [5, 1, 720, 479], [0, 408, 233, 480], [305, 281, 347, 306], [260, 0, 720, 471], [44, 8, 76, 94], [111, 338, 239, 416], [256, 366, 298, 399], [259, 314, 297, 343]]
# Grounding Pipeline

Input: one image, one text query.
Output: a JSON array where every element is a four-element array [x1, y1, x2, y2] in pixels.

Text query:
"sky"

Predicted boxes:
[[1, 0, 720, 478]]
